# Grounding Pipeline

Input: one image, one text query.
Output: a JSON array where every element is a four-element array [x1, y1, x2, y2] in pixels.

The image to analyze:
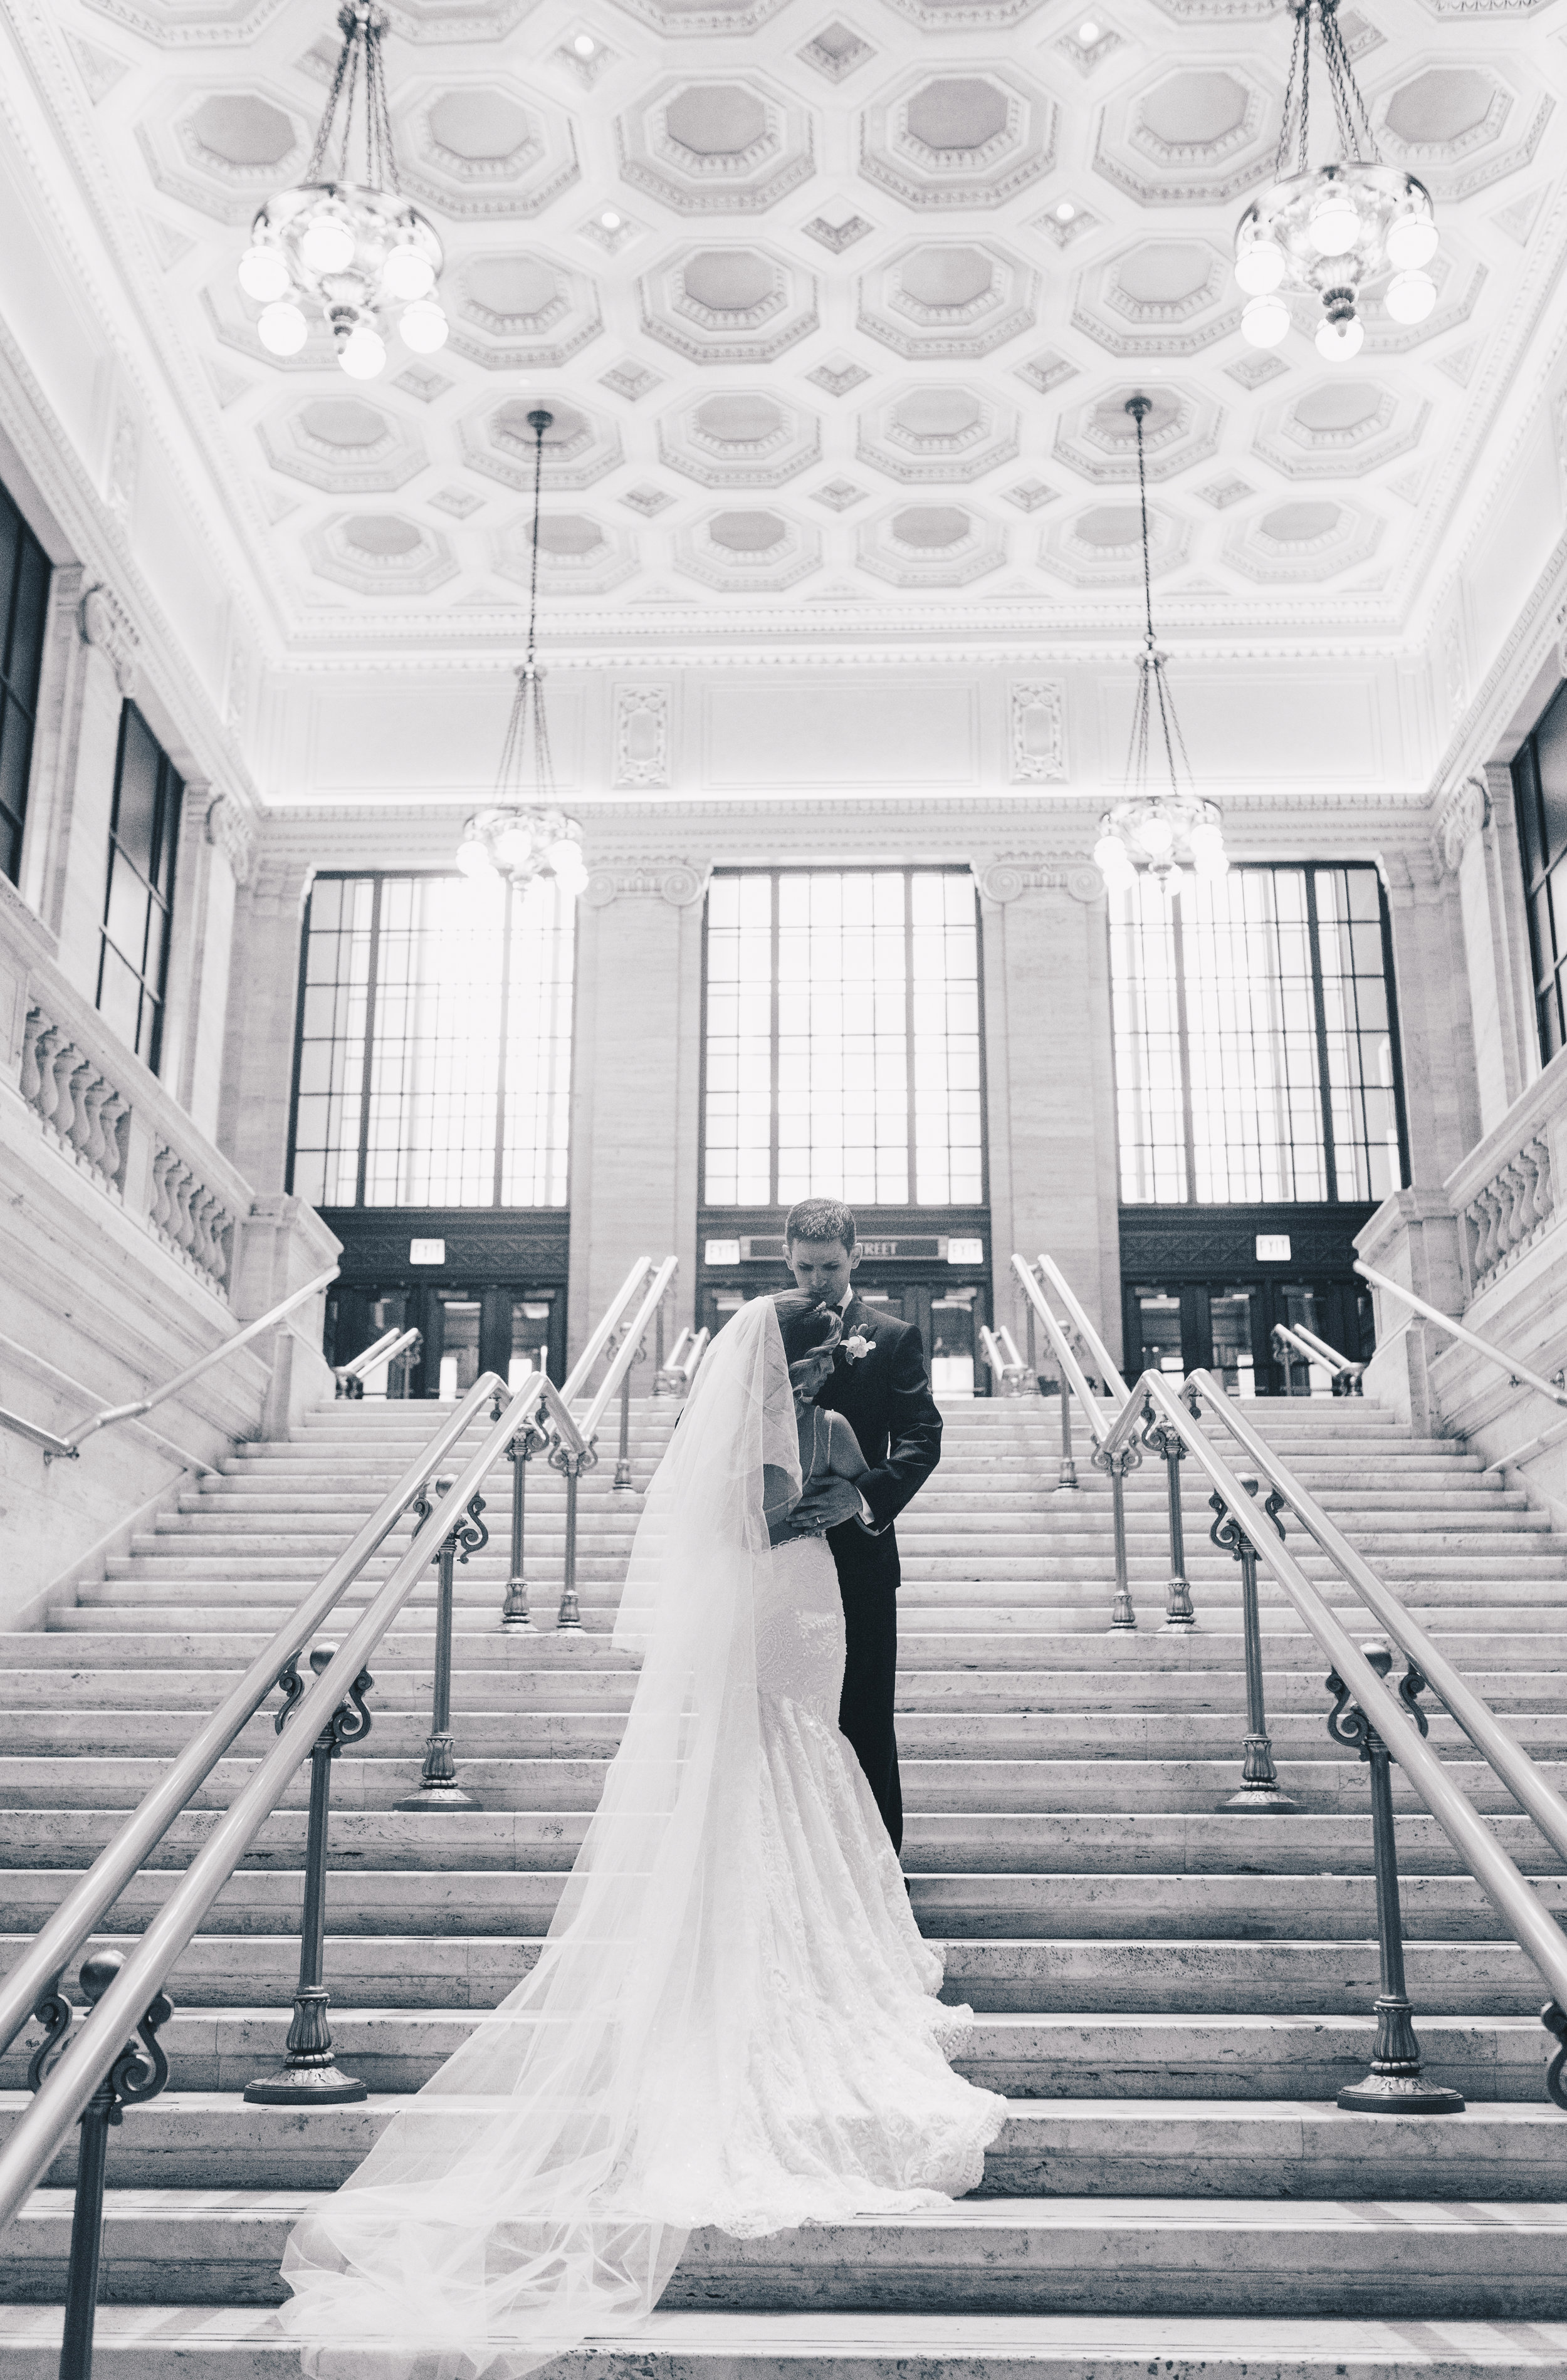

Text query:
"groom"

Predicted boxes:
[[780, 1198, 943, 1852]]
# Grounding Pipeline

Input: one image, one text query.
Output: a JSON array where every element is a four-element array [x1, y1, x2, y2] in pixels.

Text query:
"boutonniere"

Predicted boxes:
[[842, 1332, 874, 1363]]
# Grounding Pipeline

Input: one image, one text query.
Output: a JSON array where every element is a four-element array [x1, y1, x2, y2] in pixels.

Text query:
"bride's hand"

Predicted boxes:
[[787, 1477, 864, 1535]]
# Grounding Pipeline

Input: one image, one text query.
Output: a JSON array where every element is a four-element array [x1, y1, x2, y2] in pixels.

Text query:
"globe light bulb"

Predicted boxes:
[[1136, 810, 1175, 860], [1235, 238, 1286, 296], [382, 245, 435, 303], [301, 214, 357, 276], [574, 31, 597, 53], [238, 244, 290, 304], [1308, 187, 1360, 258], [1055, 201, 1076, 223], [456, 837, 491, 879], [338, 321, 387, 379], [1241, 291, 1290, 348], [256, 300, 308, 355], [1383, 268, 1436, 325], [1315, 310, 1364, 360], [599, 209, 622, 231], [400, 299, 449, 354], [548, 837, 589, 899], [1093, 830, 1133, 888], [1385, 212, 1438, 272], [1190, 822, 1227, 880], [1078, 19, 1101, 40]]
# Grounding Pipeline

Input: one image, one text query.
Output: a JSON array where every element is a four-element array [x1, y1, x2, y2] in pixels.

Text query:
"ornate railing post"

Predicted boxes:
[[28, 1948, 172, 2380], [246, 1643, 372, 2105], [1056, 1369, 1077, 1488], [551, 1443, 595, 1629], [1209, 1477, 1296, 1811], [397, 1474, 487, 1810], [614, 1331, 646, 1491], [501, 1417, 544, 1630], [1326, 1642, 1465, 2113], [1092, 1439, 1140, 1629], [1544, 2000, 1567, 2111], [1141, 1399, 1195, 1628]]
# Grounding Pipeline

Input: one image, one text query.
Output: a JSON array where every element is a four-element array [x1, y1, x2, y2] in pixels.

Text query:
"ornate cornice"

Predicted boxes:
[[77, 582, 139, 695], [583, 859, 707, 907], [1434, 775, 1490, 877], [205, 791, 258, 888]]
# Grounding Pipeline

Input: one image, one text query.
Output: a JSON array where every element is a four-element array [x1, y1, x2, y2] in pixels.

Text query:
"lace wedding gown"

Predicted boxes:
[[280, 1300, 1004, 2380]]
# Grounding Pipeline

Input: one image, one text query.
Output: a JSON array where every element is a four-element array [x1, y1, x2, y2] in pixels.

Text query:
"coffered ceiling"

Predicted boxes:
[[6, 0, 1567, 663]]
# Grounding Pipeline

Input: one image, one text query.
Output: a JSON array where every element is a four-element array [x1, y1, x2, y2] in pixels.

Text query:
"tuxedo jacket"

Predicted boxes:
[[814, 1294, 942, 1593]]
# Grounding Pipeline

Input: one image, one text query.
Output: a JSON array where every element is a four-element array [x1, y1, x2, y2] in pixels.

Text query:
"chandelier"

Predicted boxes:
[[1235, 0, 1438, 360], [457, 409, 589, 902], [1093, 396, 1227, 904], [237, 2, 447, 380]]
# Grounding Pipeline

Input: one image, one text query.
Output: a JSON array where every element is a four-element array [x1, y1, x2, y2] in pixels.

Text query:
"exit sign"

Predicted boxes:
[[1255, 1234, 1292, 1262]]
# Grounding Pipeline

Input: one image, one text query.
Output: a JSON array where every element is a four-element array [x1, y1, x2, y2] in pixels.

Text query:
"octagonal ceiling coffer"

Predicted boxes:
[[620, 72, 812, 213], [862, 65, 1055, 208]]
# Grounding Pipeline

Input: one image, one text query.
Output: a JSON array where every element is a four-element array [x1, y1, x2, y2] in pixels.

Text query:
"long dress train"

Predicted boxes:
[[278, 1299, 1004, 2380]]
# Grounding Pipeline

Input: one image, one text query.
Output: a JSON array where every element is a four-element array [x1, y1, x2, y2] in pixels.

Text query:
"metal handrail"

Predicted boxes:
[[1356, 1260, 1567, 1412], [1121, 1369, 1567, 2017], [1010, 1255, 1123, 1446], [0, 1368, 545, 2230], [1034, 1250, 1131, 1405], [978, 1323, 1030, 1395], [572, 1258, 679, 1449], [0, 1367, 505, 2067], [335, 1325, 421, 1386], [556, 1256, 656, 1406], [1272, 1320, 1365, 1391], [1104, 1369, 1567, 1872], [656, 1323, 710, 1394], [0, 1264, 340, 1461]]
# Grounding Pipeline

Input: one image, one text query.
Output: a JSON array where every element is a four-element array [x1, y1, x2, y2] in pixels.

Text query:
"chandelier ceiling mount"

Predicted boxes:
[[238, 1, 448, 379]]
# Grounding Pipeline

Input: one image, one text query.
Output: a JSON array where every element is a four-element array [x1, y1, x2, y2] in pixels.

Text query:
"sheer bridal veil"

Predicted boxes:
[[279, 1295, 802, 2380]]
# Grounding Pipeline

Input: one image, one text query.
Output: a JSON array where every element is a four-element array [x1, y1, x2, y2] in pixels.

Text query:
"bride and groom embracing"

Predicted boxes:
[[281, 1199, 1004, 2380]]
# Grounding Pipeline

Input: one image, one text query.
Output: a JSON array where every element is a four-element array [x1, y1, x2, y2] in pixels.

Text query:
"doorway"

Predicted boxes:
[[326, 1281, 567, 1397], [698, 1272, 988, 1397], [1124, 1276, 1374, 1397]]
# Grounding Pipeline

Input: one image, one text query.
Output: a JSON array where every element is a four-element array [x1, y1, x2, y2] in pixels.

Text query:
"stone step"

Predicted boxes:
[[9, 1804, 1566, 1879], [10, 1708, 1567, 1759], [0, 2305, 1561, 2380], [4, 1868, 1564, 1940], [4, 2191, 1565, 2317], [2, 2090, 1561, 2200], [1, 2008, 1553, 2103], [5, 1754, 1566, 1819], [3, 1931, 1550, 2015]]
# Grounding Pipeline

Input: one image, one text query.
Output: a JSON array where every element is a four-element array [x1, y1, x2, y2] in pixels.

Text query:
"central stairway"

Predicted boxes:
[[3, 1389, 1567, 2373]]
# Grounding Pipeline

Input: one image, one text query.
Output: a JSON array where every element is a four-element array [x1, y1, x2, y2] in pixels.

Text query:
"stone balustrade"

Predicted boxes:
[[1444, 1050, 1567, 1303], [3, 877, 263, 1307]]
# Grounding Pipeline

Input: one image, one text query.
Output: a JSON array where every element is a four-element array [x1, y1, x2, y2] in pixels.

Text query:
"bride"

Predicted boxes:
[[280, 1291, 1004, 2379]]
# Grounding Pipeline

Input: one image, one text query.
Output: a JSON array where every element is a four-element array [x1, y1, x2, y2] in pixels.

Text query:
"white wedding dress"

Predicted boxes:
[[280, 1298, 1004, 2380]]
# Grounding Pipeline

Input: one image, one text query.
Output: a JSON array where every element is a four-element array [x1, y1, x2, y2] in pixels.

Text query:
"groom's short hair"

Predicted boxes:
[[785, 1197, 856, 1251]]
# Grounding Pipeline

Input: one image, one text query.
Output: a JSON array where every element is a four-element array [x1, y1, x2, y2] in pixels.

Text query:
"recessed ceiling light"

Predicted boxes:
[[1056, 201, 1077, 222], [1078, 18, 1101, 40], [599, 209, 622, 230], [573, 31, 597, 54]]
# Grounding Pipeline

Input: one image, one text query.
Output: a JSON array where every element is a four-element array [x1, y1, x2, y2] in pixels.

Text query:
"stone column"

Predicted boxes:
[[1435, 771, 1536, 1138], [217, 848, 313, 1193], [567, 853, 708, 1364], [977, 857, 1123, 1365], [1381, 847, 1482, 1189]]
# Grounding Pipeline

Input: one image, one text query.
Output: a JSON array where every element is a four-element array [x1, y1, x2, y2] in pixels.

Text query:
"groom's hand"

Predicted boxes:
[[786, 1477, 866, 1535]]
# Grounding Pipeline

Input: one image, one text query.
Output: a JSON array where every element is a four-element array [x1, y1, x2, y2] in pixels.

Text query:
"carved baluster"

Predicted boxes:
[[1493, 1167, 1522, 1264], [65, 1058, 98, 1160], [210, 1210, 233, 1288], [19, 1009, 50, 1107], [46, 1040, 82, 1139], [193, 1190, 224, 1281], [1471, 1186, 1501, 1280], [169, 1164, 198, 1256], [98, 1093, 130, 1188], [149, 1148, 176, 1236], [27, 1024, 63, 1125], [80, 1075, 113, 1176], [1534, 1135, 1554, 1228]]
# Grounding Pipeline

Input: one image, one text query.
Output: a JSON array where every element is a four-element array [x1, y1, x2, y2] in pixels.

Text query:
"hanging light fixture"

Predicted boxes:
[[1234, 0, 1438, 360], [456, 410, 589, 902], [237, 1, 447, 378], [1093, 396, 1227, 904]]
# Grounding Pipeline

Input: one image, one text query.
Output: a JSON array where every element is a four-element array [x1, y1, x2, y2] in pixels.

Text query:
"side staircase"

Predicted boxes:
[[2, 1390, 1566, 2373]]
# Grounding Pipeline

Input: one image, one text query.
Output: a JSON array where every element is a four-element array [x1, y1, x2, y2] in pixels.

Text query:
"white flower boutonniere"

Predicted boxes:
[[842, 1332, 874, 1363]]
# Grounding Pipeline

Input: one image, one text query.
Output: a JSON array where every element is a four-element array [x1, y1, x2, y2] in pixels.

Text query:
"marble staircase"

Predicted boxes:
[[2, 1392, 1566, 2375]]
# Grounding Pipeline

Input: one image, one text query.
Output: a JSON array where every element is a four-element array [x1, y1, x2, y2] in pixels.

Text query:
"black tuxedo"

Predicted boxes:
[[814, 1295, 943, 1852]]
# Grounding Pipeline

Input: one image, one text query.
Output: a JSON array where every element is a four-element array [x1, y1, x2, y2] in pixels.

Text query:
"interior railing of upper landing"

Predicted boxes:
[[0, 1254, 688, 2250], [1009, 1245, 1567, 2113]]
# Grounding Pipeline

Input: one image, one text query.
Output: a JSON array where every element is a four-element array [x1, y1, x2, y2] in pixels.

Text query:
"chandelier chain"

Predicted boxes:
[[527, 414, 544, 676], [304, 5, 401, 195]]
